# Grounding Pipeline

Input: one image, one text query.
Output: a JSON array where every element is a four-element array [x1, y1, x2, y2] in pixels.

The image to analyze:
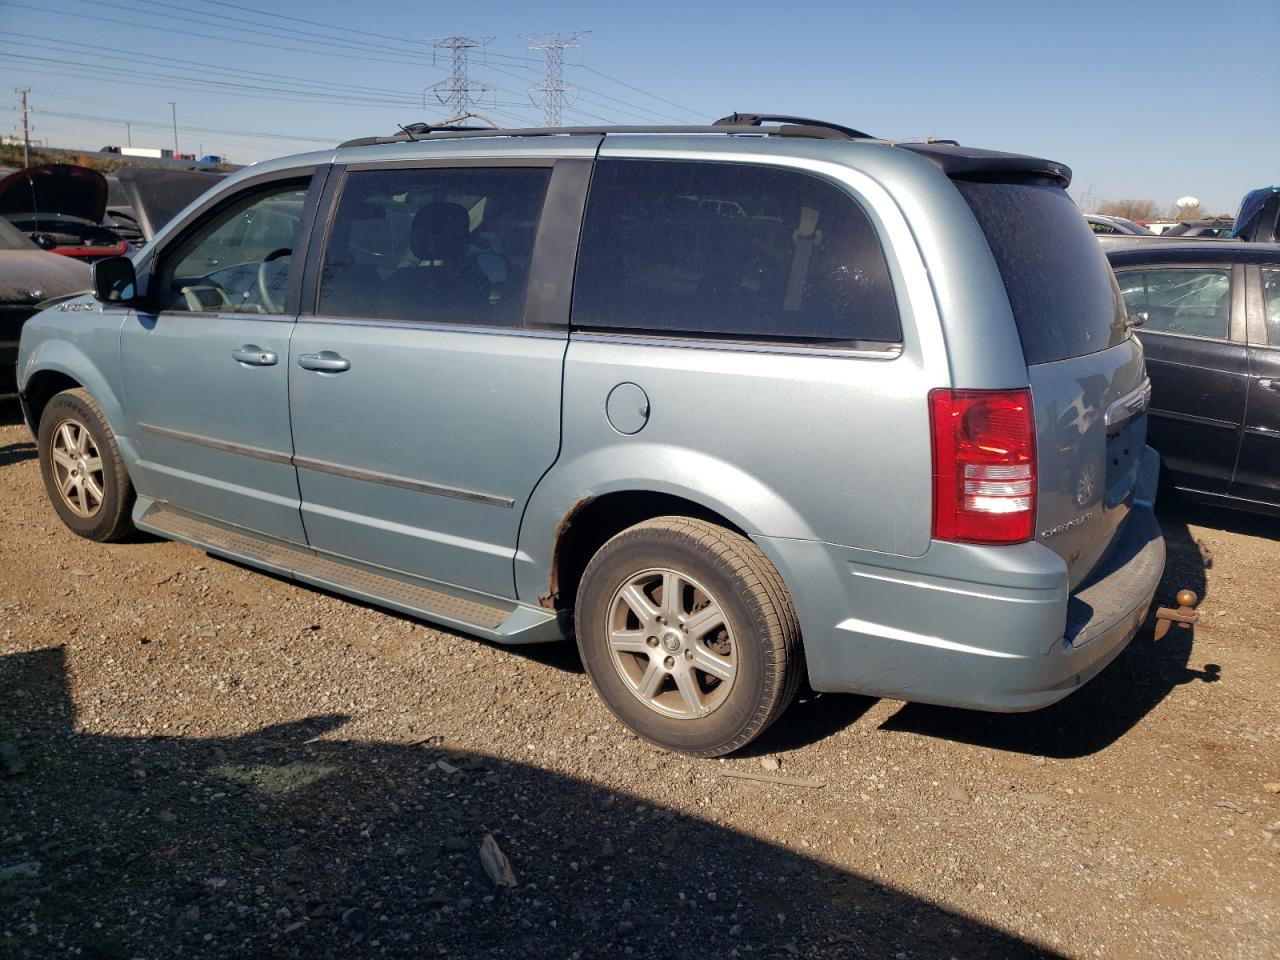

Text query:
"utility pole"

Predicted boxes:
[[425, 36, 492, 119], [125, 121, 132, 147], [524, 33, 587, 127], [16, 87, 31, 167], [168, 100, 178, 155]]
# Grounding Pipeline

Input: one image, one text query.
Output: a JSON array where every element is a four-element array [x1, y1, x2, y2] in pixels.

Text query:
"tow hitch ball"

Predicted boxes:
[[1154, 589, 1200, 641]]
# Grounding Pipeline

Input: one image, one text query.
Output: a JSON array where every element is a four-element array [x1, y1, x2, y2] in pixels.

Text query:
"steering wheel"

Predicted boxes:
[[257, 247, 292, 314]]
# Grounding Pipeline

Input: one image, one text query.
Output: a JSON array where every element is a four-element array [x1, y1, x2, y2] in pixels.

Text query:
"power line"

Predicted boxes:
[[523, 32, 587, 127], [3, 2, 712, 133], [0, 50, 422, 109], [6, 1, 706, 123], [4, 33, 426, 103], [574, 63, 703, 120], [472, 59, 691, 125], [0, 2, 444, 70], [474, 61, 620, 125], [193, 0, 442, 50], [37, 108, 340, 145], [74, 0, 446, 65]]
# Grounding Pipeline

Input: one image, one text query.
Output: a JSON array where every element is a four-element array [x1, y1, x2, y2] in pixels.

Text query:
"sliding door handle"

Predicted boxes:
[[297, 352, 351, 373], [1259, 378, 1277, 393], [232, 345, 277, 366]]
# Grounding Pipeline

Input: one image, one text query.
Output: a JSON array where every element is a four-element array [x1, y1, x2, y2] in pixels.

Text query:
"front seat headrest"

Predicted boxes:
[[408, 202, 471, 263]]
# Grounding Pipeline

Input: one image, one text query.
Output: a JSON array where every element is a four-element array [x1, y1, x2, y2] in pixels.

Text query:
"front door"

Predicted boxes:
[[1231, 265, 1280, 508], [287, 160, 585, 599], [1119, 264, 1248, 494], [121, 173, 318, 542]]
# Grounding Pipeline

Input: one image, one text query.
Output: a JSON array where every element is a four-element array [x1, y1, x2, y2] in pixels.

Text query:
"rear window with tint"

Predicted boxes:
[[572, 159, 901, 346], [956, 180, 1127, 365]]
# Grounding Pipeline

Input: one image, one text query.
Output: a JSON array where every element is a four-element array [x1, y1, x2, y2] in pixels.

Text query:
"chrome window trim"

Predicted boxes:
[[1136, 328, 1239, 347], [136, 311, 297, 324], [569, 329, 903, 360], [296, 315, 565, 339]]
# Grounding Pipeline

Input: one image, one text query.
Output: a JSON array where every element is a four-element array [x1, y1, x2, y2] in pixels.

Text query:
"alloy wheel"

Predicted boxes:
[[606, 567, 737, 719], [49, 418, 105, 518]]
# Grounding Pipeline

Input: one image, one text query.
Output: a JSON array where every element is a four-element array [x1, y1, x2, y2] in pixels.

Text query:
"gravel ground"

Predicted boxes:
[[1, 408, 1277, 960]]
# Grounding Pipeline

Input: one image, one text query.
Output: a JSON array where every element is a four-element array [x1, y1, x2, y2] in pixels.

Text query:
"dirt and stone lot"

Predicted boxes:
[[1, 411, 1277, 960]]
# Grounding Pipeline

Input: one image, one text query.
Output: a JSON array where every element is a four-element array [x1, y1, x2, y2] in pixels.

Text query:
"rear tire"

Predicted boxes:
[[37, 388, 136, 542], [575, 516, 804, 756]]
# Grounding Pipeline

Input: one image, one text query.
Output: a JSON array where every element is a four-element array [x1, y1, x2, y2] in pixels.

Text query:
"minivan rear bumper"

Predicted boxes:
[[757, 446, 1165, 712]]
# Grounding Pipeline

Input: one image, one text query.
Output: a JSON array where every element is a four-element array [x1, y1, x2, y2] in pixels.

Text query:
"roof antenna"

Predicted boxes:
[[397, 123, 421, 142]]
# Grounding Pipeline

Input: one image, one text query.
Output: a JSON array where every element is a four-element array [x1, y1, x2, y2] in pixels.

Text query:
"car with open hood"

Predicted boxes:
[[0, 163, 129, 262]]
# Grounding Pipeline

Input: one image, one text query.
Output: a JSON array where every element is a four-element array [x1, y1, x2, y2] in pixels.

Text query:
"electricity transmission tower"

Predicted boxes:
[[524, 32, 588, 127], [15, 87, 31, 167], [425, 36, 493, 119]]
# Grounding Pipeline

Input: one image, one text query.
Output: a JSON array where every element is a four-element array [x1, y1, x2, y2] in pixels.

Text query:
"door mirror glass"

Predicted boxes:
[[92, 256, 138, 303]]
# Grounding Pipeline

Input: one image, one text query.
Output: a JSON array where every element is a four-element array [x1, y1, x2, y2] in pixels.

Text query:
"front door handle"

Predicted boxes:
[[1260, 378, 1278, 393], [297, 351, 351, 373], [232, 345, 277, 366]]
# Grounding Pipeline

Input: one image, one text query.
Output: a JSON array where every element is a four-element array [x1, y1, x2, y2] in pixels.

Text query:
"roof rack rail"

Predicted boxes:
[[337, 117, 876, 149], [712, 113, 875, 140]]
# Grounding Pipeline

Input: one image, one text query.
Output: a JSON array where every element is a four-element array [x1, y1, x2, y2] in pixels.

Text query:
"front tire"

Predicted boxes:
[[575, 517, 804, 756], [37, 388, 136, 542]]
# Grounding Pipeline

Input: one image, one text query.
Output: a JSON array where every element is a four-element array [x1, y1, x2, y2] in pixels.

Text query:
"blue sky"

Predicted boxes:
[[1, 0, 1276, 213]]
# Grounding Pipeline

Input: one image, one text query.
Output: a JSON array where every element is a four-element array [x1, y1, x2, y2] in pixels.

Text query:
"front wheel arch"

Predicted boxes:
[[22, 369, 83, 436]]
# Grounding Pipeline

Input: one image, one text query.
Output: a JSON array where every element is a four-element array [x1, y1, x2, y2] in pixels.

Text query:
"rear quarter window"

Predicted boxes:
[[572, 159, 901, 346], [956, 180, 1127, 365]]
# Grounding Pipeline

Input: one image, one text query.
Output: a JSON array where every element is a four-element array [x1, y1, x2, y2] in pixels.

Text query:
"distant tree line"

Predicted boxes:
[[1092, 197, 1234, 221]]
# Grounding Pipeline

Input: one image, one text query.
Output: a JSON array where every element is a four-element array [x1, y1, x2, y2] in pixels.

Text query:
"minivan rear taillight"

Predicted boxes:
[[929, 388, 1036, 545]]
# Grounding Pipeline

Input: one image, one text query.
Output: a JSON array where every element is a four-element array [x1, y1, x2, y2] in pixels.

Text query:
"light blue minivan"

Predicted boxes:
[[17, 116, 1165, 755]]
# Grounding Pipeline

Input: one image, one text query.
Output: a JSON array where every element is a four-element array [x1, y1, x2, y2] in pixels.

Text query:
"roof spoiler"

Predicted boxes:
[[897, 142, 1072, 188]]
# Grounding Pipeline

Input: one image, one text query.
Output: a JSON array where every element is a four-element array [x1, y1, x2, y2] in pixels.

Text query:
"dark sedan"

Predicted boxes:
[[1107, 242, 1280, 517], [0, 217, 91, 400]]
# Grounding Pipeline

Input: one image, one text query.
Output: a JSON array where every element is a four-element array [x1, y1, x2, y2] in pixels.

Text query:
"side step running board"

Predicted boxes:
[[135, 500, 563, 644]]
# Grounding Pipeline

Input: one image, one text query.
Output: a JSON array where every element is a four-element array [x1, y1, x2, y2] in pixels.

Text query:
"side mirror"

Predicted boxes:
[[92, 256, 138, 304]]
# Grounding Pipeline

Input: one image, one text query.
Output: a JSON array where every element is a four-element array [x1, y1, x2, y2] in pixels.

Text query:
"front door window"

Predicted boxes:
[[160, 183, 309, 314]]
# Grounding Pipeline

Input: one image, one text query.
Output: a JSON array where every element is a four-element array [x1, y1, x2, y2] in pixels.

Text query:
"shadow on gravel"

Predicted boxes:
[[878, 500, 1217, 760], [154, 554, 874, 753], [0, 647, 1063, 960], [736, 693, 877, 759], [0, 440, 35, 468]]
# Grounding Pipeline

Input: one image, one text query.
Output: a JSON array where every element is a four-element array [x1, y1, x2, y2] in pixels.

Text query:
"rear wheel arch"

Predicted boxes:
[[547, 490, 752, 618]]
